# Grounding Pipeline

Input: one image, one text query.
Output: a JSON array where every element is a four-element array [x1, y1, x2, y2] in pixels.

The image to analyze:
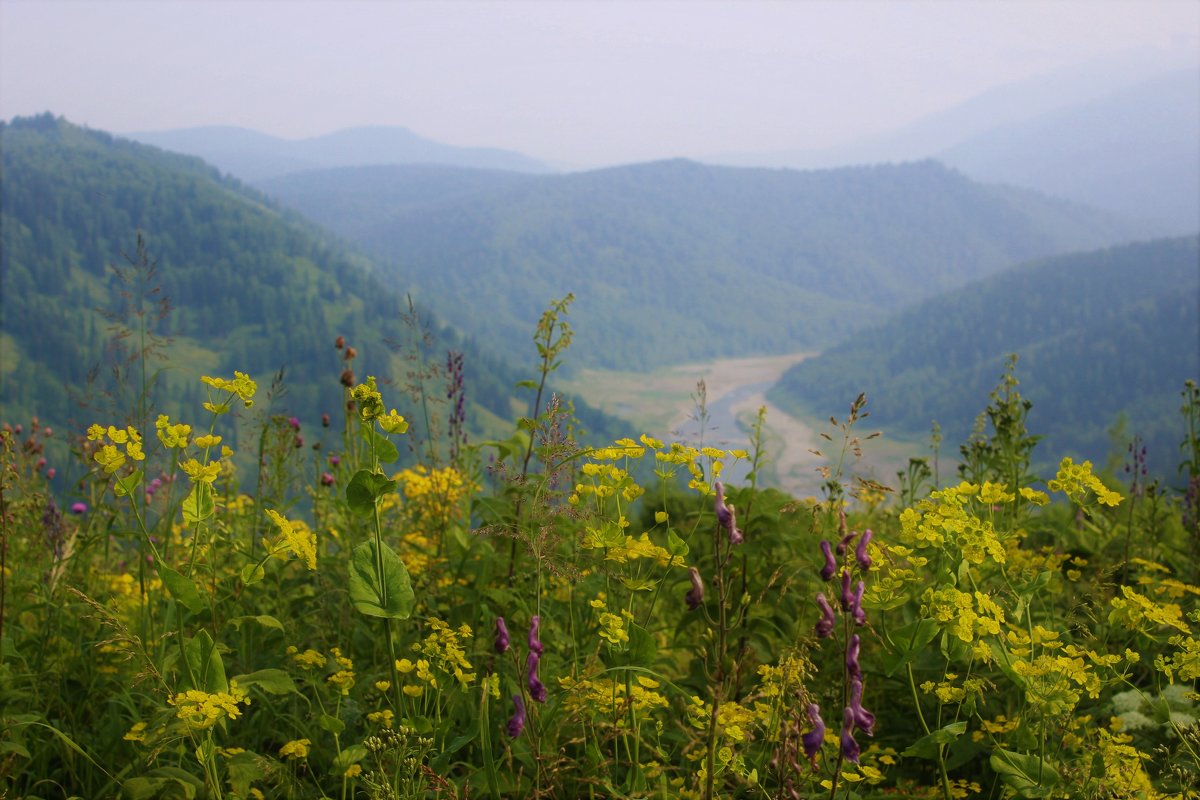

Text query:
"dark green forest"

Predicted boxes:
[[768, 236, 1200, 477], [0, 114, 614, 452], [259, 157, 1151, 370]]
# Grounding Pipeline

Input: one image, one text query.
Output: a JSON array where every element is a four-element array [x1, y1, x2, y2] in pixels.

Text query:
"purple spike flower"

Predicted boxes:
[[836, 530, 858, 557], [846, 633, 862, 679], [494, 617, 510, 653], [529, 615, 544, 655], [714, 481, 744, 544], [855, 530, 874, 570], [527, 651, 547, 703], [815, 593, 836, 638], [849, 675, 876, 736], [840, 568, 854, 611], [840, 706, 861, 763], [819, 539, 837, 581], [506, 694, 526, 738], [851, 581, 867, 626], [685, 567, 705, 610], [801, 703, 825, 766]]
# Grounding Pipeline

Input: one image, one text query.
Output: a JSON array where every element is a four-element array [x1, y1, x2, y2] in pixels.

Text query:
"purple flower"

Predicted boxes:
[[815, 593, 836, 638], [320, 472, 335, 486], [70, 502, 88, 515], [801, 703, 825, 765], [849, 676, 875, 736], [685, 567, 705, 610], [288, 416, 301, 431], [714, 481, 744, 544], [836, 529, 858, 557], [840, 568, 854, 611], [851, 580, 867, 626], [322, 413, 331, 428], [819, 539, 837, 581], [528, 615, 544, 655], [846, 634, 862, 679], [855, 530, 874, 570], [506, 694, 526, 738], [494, 617, 510, 653], [527, 651, 547, 703], [840, 706, 861, 763]]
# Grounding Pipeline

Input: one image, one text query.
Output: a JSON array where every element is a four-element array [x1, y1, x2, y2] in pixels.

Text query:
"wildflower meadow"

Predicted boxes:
[[2, 298, 1200, 800]]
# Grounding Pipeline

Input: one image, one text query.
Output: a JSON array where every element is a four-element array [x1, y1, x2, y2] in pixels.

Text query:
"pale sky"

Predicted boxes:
[[1, 0, 1197, 166]]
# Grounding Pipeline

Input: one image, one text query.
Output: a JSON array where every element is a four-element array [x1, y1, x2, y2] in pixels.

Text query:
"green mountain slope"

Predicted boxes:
[[768, 236, 1200, 476], [0, 114, 564, 447], [258, 158, 1151, 370]]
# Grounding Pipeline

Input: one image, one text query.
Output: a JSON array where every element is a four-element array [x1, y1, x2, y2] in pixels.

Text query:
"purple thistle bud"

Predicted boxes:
[[819, 539, 837, 581], [851, 581, 867, 626], [288, 416, 301, 431], [329, 454, 340, 467], [840, 706, 861, 763], [320, 472, 335, 486], [815, 593, 836, 638], [70, 502, 88, 515], [494, 617, 510, 653], [840, 568, 854, 611], [529, 615, 544, 655], [801, 703, 825, 766], [527, 651, 547, 703], [506, 694, 526, 738], [855, 530, 873, 570], [849, 676, 875, 736], [846, 634, 862, 679], [836, 529, 858, 556], [685, 567, 705, 610]]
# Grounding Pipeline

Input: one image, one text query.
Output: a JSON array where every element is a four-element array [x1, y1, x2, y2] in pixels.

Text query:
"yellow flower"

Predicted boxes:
[[201, 371, 257, 407], [344, 764, 363, 778], [265, 509, 317, 570], [181, 458, 221, 485], [193, 434, 222, 449], [292, 648, 327, 669], [94, 445, 126, 474], [351, 376, 385, 421], [279, 738, 311, 759], [367, 709, 394, 728], [169, 683, 250, 730], [155, 415, 191, 448], [378, 409, 409, 434], [123, 721, 148, 742]]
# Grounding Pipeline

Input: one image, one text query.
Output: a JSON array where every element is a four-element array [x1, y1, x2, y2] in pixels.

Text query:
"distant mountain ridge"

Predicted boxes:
[[768, 236, 1200, 477], [125, 124, 554, 181], [258, 156, 1155, 371]]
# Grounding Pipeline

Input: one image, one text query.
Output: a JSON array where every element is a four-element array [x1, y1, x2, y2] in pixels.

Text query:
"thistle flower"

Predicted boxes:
[[846, 634, 862, 679], [527, 651, 546, 703], [840, 706, 861, 763], [529, 615, 544, 655], [320, 472, 335, 486], [506, 694, 526, 738], [855, 530, 873, 570], [494, 617, 510, 653], [70, 502, 88, 514], [819, 539, 837, 580], [801, 703, 825, 765], [685, 567, 705, 610], [288, 416, 301, 431], [851, 580, 867, 626], [815, 593, 836, 638], [848, 675, 875, 736]]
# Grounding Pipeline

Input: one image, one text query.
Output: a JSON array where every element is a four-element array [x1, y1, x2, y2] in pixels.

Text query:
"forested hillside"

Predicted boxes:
[[259, 157, 1150, 370], [768, 236, 1200, 476], [0, 114, 602, 447]]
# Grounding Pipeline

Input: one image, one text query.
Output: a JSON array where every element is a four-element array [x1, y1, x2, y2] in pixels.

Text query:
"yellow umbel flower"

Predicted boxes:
[[279, 738, 311, 759], [265, 509, 317, 570], [168, 682, 250, 730], [201, 371, 257, 408]]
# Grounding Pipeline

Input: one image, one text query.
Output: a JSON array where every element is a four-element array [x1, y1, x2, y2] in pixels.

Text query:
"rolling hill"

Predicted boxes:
[[259, 157, 1151, 370], [767, 236, 1200, 478]]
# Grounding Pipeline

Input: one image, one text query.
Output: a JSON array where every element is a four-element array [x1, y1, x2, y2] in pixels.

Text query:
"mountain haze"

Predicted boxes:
[[125, 124, 553, 181], [259, 157, 1151, 370]]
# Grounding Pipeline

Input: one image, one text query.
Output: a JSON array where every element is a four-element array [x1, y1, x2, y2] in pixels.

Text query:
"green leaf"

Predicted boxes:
[[345, 469, 397, 515], [158, 564, 206, 615], [330, 744, 368, 775], [181, 482, 213, 523], [990, 749, 1060, 797], [882, 618, 939, 676], [229, 614, 283, 633], [182, 629, 227, 694], [620, 576, 658, 592], [114, 469, 143, 498], [348, 540, 415, 619], [666, 527, 689, 557], [317, 713, 345, 735], [362, 427, 399, 464], [240, 563, 265, 586], [232, 668, 296, 695], [901, 721, 967, 760]]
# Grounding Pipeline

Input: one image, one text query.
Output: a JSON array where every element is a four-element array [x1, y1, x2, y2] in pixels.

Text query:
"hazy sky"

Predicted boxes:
[[2, 0, 1197, 166]]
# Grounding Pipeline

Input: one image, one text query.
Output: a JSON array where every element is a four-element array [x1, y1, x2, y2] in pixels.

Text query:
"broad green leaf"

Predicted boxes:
[[114, 469, 143, 498], [882, 618, 939, 676], [317, 713, 345, 735], [229, 614, 283, 633], [362, 427, 399, 464], [240, 563, 265, 586], [330, 744, 368, 776], [232, 668, 296, 695], [990, 749, 1061, 798], [181, 482, 213, 523], [620, 576, 658, 592], [182, 629, 227, 694], [345, 470, 397, 515], [901, 721, 967, 760], [666, 527, 689, 557], [348, 540, 415, 619], [158, 564, 206, 615]]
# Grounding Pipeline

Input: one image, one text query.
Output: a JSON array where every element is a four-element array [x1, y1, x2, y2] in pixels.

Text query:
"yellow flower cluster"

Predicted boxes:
[[265, 509, 317, 570], [604, 533, 687, 569], [279, 738, 310, 759], [396, 465, 474, 526], [1108, 586, 1190, 635], [327, 646, 355, 695], [155, 414, 191, 448], [558, 674, 669, 718], [1047, 457, 1123, 507], [168, 682, 250, 730], [898, 482, 1009, 565], [409, 618, 476, 689], [350, 376, 385, 422], [288, 647, 327, 670], [921, 586, 1005, 644], [87, 424, 145, 474], [598, 610, 631, 645], [201, 371, 257, 413]]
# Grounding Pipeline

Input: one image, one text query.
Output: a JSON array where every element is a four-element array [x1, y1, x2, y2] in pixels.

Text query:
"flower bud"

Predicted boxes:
[[529, 615, 544, 655], [685, 567, 704, 610], [855, 530, 873, 570], [527, 651, 547, 703], [494, 617, 510, 653], [801, 703, 825, 765], [819, 539, 837, 580], [840, 706, 861, 763], [506, 694, 526, 738], [815, 593, 836, 638]]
